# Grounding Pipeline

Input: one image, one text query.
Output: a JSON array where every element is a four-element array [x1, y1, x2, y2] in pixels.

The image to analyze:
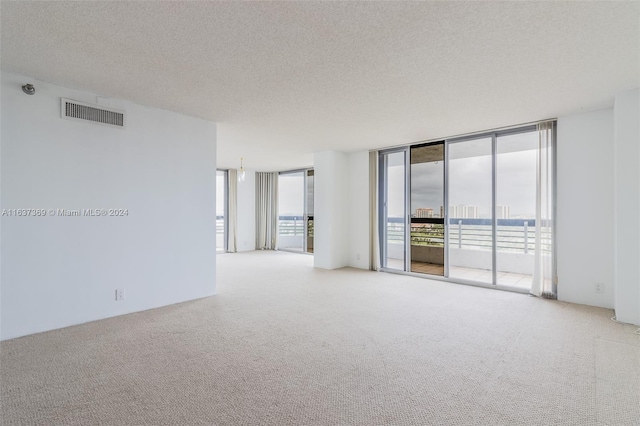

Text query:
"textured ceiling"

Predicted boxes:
[[2, 1, 639, 171]]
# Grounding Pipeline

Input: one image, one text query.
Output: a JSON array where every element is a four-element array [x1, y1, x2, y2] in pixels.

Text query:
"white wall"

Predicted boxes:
[[1, 72, 217, 340], [236, 170, 256, 252], [613, 89, 640, 325], [314, 151, 348, 269], [556, 109, 615, 309], [347, 151, 370, 269]]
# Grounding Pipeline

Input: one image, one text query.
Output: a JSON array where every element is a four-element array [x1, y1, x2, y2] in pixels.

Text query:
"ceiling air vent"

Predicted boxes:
[[61, 98, 125, 128]]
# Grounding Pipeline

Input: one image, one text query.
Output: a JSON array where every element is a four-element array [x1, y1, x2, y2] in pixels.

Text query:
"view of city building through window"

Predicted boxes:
[[410, 143, 445, 275], [412, 205, 515, 220], [448, 136, 494, 283]]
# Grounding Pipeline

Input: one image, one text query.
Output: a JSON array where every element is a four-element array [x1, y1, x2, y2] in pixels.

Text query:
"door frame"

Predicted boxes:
[[378, 147, 408, 271]]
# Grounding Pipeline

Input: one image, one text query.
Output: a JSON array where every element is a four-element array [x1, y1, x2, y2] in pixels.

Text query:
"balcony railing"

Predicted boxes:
[[279, 215, 314, 237], [386, 217, 551, 254], [217, 216, 315, 239], [220, 215, 549, 255], [216, 215, 225, 236]]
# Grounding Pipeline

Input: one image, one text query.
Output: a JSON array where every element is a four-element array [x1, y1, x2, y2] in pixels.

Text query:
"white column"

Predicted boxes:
[[614, 89, 640, 325], [314, 151, 349, 269], [556, 110, 614, 308], [347, 151, 370, 269]]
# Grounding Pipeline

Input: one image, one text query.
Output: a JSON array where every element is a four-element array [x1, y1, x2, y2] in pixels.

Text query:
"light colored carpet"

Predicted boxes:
[[1, 251, 639, 425]]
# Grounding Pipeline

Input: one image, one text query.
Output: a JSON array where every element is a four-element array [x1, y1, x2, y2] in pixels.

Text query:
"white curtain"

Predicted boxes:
[[369, 151, 380, 271], [227, 169, 238, 252], [256, 172, 279, 250], [531, 121, 556, 298]]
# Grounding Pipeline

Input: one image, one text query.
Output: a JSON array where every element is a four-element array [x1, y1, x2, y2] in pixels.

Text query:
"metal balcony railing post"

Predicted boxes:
[[524, 221, 529, 254], [458, 220, 462, 248]]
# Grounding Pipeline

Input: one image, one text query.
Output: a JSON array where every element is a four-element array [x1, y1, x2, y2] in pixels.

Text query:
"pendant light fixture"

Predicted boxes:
[[238, 157, 246, 182]]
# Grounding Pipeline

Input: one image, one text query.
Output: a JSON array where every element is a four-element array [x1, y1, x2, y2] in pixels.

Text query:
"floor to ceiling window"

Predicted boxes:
[[447, 136, 494, 284], [379, 123, 556, 295], [379, 150, 406, 270], [278, 169, 314, 253], [495, 131, 539, 289], [216, 169, 228, 253], [305, 170, 314, 254]]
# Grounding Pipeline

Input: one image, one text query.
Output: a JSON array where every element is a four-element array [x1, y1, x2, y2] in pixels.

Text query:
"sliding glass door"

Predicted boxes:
[[378, 123, 556, 294], [410, 143, 445, 276], [447, 137, 494, 284], [278, 171, 305, 252], [278, 169, 314, 253], [216, 170, 228, 253], [495, 131, 538, 289], [305, 170, 314, 254], [379, 150, 407, 270]]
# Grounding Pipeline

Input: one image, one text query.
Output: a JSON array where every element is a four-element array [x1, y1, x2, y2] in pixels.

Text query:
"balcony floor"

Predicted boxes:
[[449, 266, 532, 291], [385, 259, 532, 291], [411, 262, 444, 275]]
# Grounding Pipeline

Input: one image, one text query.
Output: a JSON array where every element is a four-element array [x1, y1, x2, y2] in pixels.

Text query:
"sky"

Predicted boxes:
[[278, 172, 306, 216]]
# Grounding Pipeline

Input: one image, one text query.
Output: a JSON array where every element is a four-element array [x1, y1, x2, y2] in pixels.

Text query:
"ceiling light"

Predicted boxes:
[[238, 157, 246, 182]]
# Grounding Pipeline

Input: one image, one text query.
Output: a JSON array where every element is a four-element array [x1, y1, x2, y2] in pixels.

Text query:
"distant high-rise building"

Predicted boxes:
[[449, 205, 479, 219], [440, 206, 444, 218], [449, 206, 457, 218], [496, 205, 510, 219], [415, 208, 434, 218]]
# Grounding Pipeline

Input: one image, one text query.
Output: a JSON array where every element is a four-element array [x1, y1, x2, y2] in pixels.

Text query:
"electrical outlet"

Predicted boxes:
[[595, 283, 604, 293], [115, 288, 125, 301]]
